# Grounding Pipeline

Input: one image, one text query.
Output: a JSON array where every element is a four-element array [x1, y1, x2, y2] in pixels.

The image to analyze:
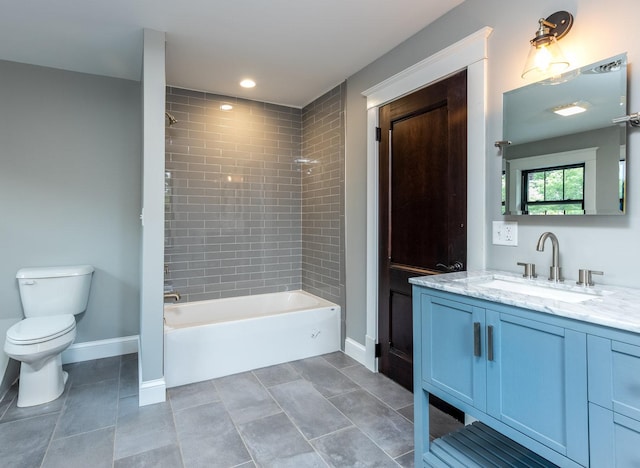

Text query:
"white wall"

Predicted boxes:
[[345, 0, 640, 345]]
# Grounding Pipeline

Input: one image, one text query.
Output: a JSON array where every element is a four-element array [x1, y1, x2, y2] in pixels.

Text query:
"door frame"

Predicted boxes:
[[354, 27, 492, 371]]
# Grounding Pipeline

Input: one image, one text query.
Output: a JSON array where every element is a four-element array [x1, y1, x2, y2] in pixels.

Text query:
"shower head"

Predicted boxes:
[[165, 112, 178, 126]]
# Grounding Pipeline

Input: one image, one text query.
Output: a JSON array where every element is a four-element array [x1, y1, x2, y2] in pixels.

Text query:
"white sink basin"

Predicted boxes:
[[467, 277, 605, 303]]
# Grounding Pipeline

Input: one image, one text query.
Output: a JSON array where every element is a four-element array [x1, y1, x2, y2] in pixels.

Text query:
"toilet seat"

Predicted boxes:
[[6, 315, 75, 345]]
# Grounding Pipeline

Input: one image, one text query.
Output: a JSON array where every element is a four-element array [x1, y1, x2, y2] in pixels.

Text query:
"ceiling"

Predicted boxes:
[[0, 1, 464, 108]]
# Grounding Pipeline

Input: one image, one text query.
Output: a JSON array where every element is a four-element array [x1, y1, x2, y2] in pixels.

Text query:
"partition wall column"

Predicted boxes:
[[140, 28, 167, 406]]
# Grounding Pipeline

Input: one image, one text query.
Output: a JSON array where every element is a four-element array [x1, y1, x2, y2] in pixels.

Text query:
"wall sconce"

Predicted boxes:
[[521, 11, 574, 80]]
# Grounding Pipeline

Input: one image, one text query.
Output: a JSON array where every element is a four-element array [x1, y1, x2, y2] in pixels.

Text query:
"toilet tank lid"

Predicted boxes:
[[16, 265, 94, 279]]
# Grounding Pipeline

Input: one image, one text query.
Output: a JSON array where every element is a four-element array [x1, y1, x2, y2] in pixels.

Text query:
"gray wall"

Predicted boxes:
[[0, 60, 142, 342], [164, 88, 303, 301], [140, 28, 166, 388], [345, 0, 640, 345], [301, 83, 346, 309]]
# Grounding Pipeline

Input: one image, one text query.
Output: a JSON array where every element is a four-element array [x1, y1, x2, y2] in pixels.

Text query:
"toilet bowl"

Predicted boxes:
[[4, 315, 77, 407], [4, 265, 93, 407]]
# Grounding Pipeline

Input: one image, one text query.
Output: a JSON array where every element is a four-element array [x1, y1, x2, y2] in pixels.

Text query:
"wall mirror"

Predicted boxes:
[[501, 53, 627, 215]]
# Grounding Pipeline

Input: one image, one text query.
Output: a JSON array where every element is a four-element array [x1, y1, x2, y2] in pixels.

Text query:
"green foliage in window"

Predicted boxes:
[[564, 167, 584, 200], [523, 164, 584, 215]]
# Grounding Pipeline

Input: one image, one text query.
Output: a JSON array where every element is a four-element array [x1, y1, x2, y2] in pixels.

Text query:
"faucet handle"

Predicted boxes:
[[576, 269, 604, 287], [517, 262, 537, 279]]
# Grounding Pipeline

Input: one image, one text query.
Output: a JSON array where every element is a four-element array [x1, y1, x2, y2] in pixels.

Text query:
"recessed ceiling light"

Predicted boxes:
[[551, 102, 589, 117], [220, 104, 233, 111], [240, 79, 256, 88]]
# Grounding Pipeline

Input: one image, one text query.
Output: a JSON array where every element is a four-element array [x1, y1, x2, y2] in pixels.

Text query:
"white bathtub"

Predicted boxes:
[[163, 290, 341, 388]]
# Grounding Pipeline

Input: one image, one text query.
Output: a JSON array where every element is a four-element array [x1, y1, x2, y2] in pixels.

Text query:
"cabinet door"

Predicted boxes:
[[588, 335, 640, 421], [422, 295, 486, 411], [590, 403, 640, 467], [486, 311, 588, 466]]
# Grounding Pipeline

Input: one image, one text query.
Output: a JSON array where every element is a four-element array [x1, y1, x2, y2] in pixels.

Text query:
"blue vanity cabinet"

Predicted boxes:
[[589, 404, 640, 467], [485, 309, 588, 465], [588, 335, 640, 466], [421, 294, 487, 411], [414, 286, 589, 467]]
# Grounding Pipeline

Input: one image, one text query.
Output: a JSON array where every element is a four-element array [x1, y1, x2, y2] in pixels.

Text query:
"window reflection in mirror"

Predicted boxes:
[[502, 53, 627, 215], [523, 164, 584, 215]]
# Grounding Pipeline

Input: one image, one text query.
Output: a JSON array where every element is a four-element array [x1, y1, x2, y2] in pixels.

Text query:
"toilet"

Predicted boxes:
[[4, 265, 94, 407]]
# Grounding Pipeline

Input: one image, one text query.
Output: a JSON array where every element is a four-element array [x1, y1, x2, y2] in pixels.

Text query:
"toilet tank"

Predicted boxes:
[[16, 265, 94, 317]]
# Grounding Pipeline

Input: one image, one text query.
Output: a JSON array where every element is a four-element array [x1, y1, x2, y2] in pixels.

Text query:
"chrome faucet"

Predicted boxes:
[[536, 232, 563, 282], [164, 291, 181, 302]]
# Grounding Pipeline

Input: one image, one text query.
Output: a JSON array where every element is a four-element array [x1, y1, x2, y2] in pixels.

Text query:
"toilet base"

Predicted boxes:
[[17, 354, 67, 407]]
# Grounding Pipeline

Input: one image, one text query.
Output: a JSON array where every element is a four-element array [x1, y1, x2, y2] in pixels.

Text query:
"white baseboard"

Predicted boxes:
[[138, 377, 166, 406], [344, 337, 367, 367], [365, 334, 378, 372], [138, 350, 166, 406], [345, 336, 378, 373], [61, 335, 139, 364], [60, 335, 166, 406]]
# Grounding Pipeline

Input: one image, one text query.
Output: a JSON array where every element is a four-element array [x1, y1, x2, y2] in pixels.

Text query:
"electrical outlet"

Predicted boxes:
[[493, 221, 518, 246]]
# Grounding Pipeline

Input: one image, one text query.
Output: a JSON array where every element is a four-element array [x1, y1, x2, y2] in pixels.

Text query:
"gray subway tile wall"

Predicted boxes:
[[165, 85, 346, 314], [301, 83, 346, 309], [165, 88, 303, 302]]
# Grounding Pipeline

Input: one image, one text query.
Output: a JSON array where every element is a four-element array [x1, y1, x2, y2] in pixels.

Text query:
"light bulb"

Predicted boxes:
[[534, 45, 553, 72]]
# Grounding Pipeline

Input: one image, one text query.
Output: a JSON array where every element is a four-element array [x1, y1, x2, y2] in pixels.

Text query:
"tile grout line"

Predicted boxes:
[[320, 387, 403, 460], [39, 369, 73, 468], [112, 355, 126, 468], [0, 385, 16, 420], [111, 357, 121, 468], [165, 385, 188, 468], [116, 354, 182, 466], [335, 361, 414, 413], [251, 368, 330, 468], [257, 370, 332, 467], [211, 375, 258, 468], [22, 353, 414, 467], [315, 355, 407, 466], [322, 355, 413, 466]]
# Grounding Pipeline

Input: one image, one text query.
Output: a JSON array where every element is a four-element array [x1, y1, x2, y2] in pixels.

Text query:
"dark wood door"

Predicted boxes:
[[378, 70, 467, 392]]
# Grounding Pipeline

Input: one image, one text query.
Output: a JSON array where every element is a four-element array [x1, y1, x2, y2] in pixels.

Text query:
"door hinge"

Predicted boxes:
[[375, 343, 381, 358], [375, 127, 382, 142]]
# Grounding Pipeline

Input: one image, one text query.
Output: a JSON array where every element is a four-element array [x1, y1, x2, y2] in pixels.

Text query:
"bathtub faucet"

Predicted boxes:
[[164, 291, 181, 302]]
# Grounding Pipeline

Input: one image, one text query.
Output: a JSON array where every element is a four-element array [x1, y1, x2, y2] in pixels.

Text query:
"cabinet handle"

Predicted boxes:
[[487, 325, 494, 361], [473, 322, 481, 357]]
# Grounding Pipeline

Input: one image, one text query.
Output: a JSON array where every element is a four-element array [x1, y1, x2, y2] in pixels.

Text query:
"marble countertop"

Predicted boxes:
[[410, 270, 640, 334]]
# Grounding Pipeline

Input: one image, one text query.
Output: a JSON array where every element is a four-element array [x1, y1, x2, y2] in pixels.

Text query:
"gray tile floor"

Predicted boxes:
[[0, 352, 462, 467]]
